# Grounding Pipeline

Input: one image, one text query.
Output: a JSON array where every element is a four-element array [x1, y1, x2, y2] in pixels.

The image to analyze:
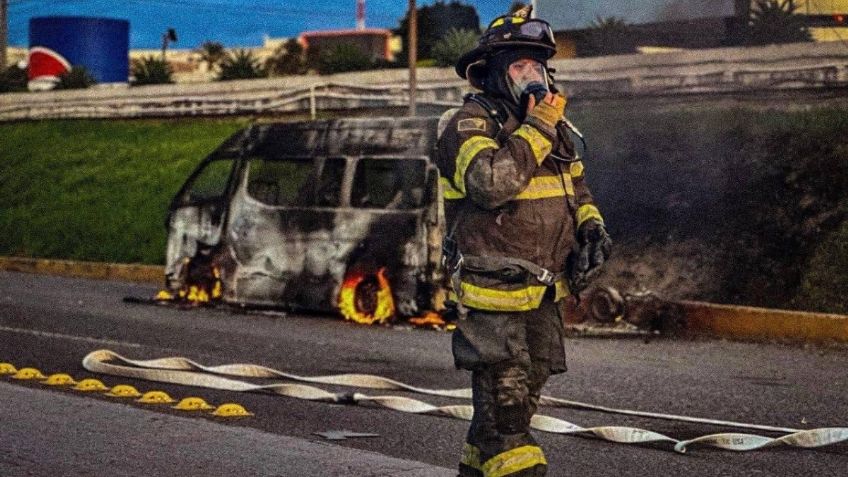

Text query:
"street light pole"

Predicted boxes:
[[1, 0, 8, 69], [408, 0, 417, 117]]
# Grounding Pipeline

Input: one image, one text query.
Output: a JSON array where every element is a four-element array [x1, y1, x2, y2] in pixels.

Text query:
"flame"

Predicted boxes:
[[338, 268, 395, 325], [408, 311, 455, 331], [156, 266, 222, 306]]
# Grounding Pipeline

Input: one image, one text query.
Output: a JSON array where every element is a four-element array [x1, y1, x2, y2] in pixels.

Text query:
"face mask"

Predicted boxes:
[[507, 60, 548, 107]]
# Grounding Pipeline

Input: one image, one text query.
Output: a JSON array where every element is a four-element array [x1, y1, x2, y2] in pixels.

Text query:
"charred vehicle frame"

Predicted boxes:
[[163, 117, 446, 323]]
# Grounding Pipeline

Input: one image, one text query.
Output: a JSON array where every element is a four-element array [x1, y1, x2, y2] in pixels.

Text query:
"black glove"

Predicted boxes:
[[568, 219, 612, 293]]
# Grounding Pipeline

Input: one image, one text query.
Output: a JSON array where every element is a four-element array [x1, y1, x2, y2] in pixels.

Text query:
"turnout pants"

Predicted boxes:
[[452, 296, 567, 477]]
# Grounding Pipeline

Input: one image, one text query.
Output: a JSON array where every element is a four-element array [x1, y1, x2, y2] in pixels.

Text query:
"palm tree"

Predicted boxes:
[[196, 41, 226, 72], [265, 39, 306, 76], [747, 0, 812, 45]]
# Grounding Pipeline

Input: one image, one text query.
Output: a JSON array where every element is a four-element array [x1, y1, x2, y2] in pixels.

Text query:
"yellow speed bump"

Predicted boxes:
[[137, 391, 175, 404], [42, 373, 77, 386], [212, 403, 253, 417], [173, 397, 215, 411], [12, 367, 46, 380], [105, 384, 142, 398], [0, 363, 18, 375], [72, 378, 109, 392]]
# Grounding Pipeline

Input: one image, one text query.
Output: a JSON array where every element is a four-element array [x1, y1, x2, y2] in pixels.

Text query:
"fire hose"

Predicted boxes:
[[82, 349, 848, 453]]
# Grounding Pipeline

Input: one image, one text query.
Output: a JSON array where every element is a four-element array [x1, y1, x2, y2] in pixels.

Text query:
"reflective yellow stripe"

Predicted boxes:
[[455, 135, 500, 195], [514, 174, 574, 200], [461, 443, 482, 470], [576, 204, 603, 228], [449, 282, 547, 312], [563, 173, 575, 196], [440, 176, 465, 200], [569, 160, 584, 177], [555, 278, 570, 301], [482, 445, 547, 477], [512, 125, 552, 165], [491, 16, 526, 28]]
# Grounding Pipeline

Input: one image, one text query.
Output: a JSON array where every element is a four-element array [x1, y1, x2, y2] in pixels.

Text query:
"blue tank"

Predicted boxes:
[[29, 16, 130, 84]]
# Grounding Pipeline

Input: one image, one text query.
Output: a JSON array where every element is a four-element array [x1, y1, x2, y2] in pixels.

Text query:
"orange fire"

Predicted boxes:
[[338, 268, 395, 325], [408, 311, 455, 331], [156, 266, 222, 306]]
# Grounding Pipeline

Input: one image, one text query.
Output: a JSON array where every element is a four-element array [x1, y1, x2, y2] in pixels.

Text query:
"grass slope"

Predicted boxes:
[[0, 119, 248, 264]]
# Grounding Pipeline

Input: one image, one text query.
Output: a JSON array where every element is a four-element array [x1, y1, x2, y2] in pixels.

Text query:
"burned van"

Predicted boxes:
[[163, 117, 446, 324]]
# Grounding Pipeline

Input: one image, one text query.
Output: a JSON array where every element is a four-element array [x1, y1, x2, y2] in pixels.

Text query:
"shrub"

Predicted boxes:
[[312, 44, 372, 75], [57, 66, 96, 89], [431, 28, 478, 67], [217, 49, 267, 81], [0, 65, 28, 93], [578, 16, 637, 57], [131, 56, 174, 86], [747, 0, 812, 45]]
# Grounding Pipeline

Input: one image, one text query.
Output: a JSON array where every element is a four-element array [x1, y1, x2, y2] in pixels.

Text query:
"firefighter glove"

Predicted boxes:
[[527, 94, 566, 130], [568, 219, 612, 293]]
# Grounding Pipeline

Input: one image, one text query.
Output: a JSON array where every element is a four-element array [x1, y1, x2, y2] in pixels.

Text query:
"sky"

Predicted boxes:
[[7, 0, 737, 49]]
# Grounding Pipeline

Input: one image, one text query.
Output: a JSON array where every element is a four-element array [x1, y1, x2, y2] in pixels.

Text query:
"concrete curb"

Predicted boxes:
[[2, 256, 847, 344], [680, 300, 848, 344], [0, 256, 163, 285]]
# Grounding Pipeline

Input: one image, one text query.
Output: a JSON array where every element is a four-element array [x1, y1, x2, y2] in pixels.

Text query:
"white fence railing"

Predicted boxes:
[[1, 41, 847, 121]]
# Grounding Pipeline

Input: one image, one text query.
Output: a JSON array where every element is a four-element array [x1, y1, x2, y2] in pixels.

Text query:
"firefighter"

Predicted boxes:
[[435, 6, 611, 476]]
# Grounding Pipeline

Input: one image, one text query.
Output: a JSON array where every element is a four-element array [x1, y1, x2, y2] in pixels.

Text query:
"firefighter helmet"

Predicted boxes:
[[455, 6, 557, 82]]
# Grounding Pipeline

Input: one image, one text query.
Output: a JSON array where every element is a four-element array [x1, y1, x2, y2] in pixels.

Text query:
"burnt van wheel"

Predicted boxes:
[[338, 269, 396, 325], [354, 277, 380, 316]]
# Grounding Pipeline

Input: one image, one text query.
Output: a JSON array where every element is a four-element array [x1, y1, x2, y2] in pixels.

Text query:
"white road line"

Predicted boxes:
[[0, 325, 143, 349]]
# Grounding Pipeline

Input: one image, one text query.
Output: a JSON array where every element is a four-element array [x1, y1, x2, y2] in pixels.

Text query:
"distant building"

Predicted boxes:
[[299, 29, 393, 61]]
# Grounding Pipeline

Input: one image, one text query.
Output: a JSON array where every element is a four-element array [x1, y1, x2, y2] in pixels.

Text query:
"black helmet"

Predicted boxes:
[[455, 6, 556, 84]]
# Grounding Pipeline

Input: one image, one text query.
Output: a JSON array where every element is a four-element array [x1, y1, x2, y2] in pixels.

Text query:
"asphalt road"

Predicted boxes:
[[1, 270, 847, 476]]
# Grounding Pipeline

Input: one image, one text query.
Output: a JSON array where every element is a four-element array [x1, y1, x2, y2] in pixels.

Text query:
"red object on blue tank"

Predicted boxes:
[[27, 47, 71, 81]]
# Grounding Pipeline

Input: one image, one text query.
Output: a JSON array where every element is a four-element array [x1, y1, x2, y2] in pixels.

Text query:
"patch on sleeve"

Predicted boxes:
[[457, 117, 488, 133]]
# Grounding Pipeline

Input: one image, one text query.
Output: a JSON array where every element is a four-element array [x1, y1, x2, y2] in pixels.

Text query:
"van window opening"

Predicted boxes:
[[184, 158, 234, 204], [350, 158, 427, 210]]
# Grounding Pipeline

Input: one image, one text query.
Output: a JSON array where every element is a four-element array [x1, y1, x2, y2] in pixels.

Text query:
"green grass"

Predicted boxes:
[[0, 118, 248, 264]]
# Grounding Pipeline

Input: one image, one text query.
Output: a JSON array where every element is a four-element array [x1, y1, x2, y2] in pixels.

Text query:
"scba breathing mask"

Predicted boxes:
[[507, 60, 550, 111]]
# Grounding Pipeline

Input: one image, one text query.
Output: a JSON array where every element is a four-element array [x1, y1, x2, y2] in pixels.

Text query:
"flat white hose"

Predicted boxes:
[[82, 349, 848, 453]]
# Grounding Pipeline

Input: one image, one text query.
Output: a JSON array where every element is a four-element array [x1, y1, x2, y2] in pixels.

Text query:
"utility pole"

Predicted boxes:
[[408, 0, 417, 117], [1, 0, 8, 69]]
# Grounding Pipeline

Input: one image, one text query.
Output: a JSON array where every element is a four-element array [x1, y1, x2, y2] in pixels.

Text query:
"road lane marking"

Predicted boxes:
[[0, 325, 143, 349]]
